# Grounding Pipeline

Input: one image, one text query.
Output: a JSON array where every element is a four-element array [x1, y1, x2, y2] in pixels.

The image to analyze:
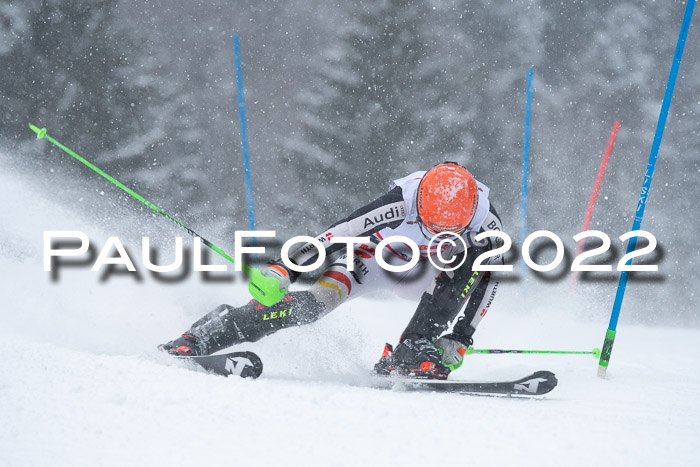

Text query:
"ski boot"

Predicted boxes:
[[158, 332, 207, 356], [374, 334, 451, 380]]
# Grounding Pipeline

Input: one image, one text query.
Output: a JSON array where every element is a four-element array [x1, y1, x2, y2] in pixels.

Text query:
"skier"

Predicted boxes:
[[159, 162, 504, 379]]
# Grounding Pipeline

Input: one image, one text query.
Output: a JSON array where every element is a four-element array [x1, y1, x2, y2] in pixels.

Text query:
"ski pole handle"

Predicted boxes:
[[247, 268, 287, 306]]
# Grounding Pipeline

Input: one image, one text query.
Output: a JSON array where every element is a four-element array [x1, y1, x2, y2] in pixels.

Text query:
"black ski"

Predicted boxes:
[[373, 370, 557, 396], [177, 351, 555, 396], [179, 351, 264, 379]]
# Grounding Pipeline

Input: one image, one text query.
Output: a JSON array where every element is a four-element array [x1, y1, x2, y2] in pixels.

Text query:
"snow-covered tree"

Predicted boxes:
[[1, 0, 138, 156], [284, 0, 484, 230]]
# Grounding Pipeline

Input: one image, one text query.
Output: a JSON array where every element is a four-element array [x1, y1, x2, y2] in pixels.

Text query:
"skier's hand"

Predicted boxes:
[[435, 334, 471, 371], [247, 261, 292, 307]]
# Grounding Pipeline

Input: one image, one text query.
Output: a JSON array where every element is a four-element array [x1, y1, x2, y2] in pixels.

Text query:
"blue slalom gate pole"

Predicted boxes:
[[598, 0, 695, 378], [521, 68, 533, 286], [233, 33, 257, 232]]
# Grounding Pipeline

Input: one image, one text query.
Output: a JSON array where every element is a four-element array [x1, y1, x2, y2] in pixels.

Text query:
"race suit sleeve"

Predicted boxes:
[[283, 185, 406, 279]]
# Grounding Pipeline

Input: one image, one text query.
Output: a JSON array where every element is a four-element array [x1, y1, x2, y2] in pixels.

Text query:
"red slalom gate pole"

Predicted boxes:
[[570, 120, 620, 294]]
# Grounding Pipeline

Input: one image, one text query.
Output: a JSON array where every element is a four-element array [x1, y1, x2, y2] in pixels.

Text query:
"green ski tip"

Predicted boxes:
[[29, 124, 46, 139], [592, 347, 601, 358]]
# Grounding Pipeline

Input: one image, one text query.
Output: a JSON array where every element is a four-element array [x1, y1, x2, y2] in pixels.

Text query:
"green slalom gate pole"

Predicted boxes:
[[466, 347, 601, 358], [29, 124, 285, 306]]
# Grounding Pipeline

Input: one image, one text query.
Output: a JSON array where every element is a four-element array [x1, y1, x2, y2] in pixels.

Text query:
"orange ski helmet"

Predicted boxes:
[[416, 163, 478, 234]]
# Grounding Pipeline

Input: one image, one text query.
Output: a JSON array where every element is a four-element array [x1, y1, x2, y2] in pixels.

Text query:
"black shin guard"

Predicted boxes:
[[400, 267, 485, 343], [187, 291, 325, 354], [451, 272, 492, 343]]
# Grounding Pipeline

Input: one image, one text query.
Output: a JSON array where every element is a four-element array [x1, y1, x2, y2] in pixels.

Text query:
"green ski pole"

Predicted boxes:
[[29, 124, 285, 306], [466, 347, 601, 358]]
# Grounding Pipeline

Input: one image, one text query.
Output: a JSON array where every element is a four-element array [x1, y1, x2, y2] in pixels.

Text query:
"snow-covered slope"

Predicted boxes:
[[1, 156, 697, 467]]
